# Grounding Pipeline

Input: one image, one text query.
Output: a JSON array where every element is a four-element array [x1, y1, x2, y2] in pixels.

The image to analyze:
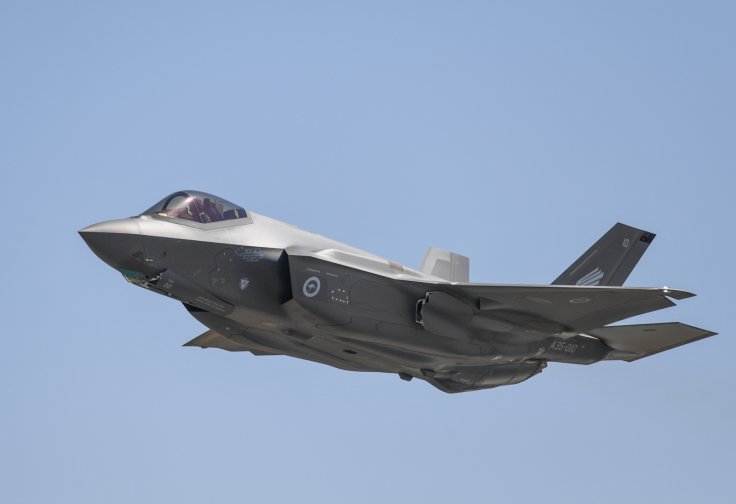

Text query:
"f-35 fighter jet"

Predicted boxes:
[[80, 190, 715, 393]]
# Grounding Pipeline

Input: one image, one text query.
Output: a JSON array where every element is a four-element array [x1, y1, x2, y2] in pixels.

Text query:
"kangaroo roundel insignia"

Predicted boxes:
[[303, 276, 321, 298]]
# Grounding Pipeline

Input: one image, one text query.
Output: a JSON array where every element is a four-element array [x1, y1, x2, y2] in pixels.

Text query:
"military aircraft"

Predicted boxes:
[[80, 190, 715, 393]]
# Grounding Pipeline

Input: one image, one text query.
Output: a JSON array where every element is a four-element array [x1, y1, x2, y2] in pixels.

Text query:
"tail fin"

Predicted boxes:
[[420, 247, 469, 282], [552, 223, 655, 286]]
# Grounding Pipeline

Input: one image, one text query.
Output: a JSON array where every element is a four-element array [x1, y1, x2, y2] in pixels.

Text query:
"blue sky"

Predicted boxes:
[[2, 1, 734, 502]]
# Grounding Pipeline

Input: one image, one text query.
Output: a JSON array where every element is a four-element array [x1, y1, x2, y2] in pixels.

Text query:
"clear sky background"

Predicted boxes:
[[2, 1, 734, 503]]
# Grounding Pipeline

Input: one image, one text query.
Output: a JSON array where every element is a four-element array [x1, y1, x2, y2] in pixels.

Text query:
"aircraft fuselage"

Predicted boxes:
[[80, 191, 714, 393]]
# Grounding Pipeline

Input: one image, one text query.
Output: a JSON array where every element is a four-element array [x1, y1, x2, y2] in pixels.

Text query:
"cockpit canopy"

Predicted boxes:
[[142, 191, 247, 224]]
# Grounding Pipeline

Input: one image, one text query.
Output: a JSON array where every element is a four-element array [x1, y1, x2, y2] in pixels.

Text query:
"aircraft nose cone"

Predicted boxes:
[[79, 219, 141, 236], [79, 219, 143, 270]]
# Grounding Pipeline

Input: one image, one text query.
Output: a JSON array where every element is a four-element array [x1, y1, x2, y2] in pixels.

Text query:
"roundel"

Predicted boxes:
[[302, 276, 321, 298]]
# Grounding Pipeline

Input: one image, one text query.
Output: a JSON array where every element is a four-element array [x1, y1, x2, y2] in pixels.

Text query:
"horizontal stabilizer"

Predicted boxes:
[[588, 323, 717, 361], [420, 247, 469, 282], [553, 223, 656, 287]]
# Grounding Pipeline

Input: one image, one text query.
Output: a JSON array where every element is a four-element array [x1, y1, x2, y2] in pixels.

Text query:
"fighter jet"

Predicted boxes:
[[79, 190, 715, 393]]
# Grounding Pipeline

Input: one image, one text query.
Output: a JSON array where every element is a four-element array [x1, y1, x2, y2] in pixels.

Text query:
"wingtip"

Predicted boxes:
[[663, 288, 696, 300], [182, 342, 208, 348]]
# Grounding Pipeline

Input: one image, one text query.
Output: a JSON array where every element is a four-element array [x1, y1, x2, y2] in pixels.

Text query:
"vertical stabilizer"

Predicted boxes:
[[420, 248, 469, 282], [552, 223, 655, 287]]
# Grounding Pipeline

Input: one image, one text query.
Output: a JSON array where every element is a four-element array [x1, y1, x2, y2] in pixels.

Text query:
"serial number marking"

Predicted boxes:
[[549, 341, 579, 354]]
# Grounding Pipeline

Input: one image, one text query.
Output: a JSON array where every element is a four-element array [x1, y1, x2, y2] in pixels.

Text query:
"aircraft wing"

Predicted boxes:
[[441, 284, 694, 333], [184, 330, 252, 352], [183, 329, 277, 355]]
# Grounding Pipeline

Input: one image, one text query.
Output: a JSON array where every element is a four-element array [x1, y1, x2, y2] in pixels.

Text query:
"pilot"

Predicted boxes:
[[172, 205, 194, 221], [202, 198, 223, 222], [187, 198, 206, 223]]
